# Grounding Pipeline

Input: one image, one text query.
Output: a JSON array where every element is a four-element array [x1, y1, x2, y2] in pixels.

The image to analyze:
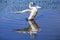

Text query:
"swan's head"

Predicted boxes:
[[29, 2, 41, 9], [30, 2, 34, 5], [29, 2, 35, 6]]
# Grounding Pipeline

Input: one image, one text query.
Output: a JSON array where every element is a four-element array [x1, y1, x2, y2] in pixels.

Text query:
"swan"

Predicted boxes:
[[14, 2, 41, 20]]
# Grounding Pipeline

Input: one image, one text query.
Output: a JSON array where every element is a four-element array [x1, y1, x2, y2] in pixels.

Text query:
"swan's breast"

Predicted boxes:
[[32, 7, 38, 12]]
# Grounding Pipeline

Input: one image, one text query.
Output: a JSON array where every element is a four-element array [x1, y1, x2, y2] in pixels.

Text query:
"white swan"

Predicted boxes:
[[14, 2, 41, 20]]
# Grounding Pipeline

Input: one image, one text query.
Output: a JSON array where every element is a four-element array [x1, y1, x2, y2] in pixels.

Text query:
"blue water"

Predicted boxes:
[[0, 0, 60, 40]]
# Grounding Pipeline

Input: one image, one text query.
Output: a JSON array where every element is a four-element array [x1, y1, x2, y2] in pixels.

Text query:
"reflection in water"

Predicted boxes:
[[13, 20, 41, 39]]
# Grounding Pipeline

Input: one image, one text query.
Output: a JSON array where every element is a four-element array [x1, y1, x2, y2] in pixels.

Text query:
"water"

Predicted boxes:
[[0, 0, 60, 40]]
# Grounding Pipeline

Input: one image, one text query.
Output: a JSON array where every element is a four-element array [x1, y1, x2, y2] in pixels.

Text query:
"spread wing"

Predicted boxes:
[[14, 9, 31, 14]]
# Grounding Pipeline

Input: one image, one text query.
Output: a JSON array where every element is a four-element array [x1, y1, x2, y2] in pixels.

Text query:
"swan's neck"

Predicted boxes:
[[29, 3, 33, 8]]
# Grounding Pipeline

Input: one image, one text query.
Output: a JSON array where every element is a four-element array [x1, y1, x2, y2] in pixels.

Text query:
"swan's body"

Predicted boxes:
[[14, 2, 41, 20]]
